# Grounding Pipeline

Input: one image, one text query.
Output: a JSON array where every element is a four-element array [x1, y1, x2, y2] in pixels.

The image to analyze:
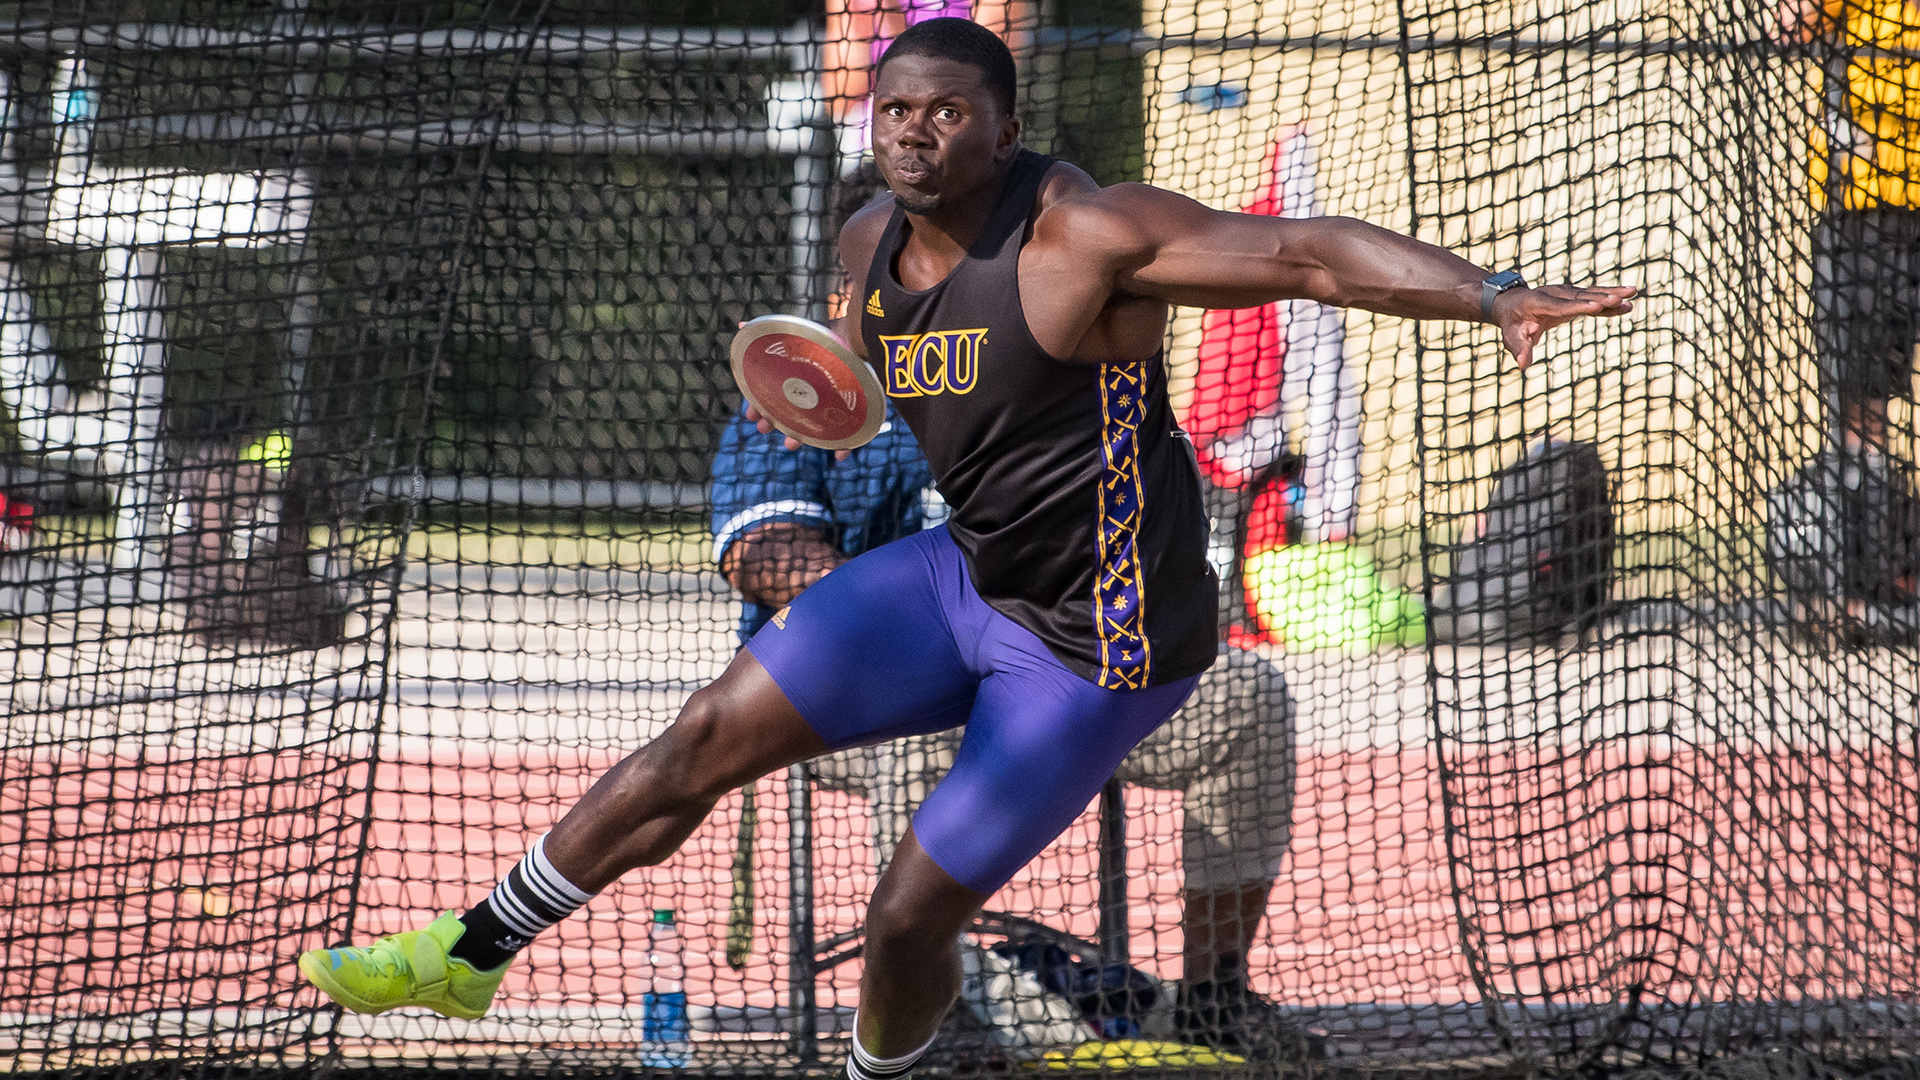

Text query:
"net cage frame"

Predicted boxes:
[[0, 2, 1915, 1079]]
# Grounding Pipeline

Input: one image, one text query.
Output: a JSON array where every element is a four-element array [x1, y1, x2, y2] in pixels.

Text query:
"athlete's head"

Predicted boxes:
[[875, 17, 1017, 117], [871, 18, 1022, 216]]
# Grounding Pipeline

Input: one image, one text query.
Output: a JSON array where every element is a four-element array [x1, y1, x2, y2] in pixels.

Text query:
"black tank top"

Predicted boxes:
[[859, 149, 1218, 689]]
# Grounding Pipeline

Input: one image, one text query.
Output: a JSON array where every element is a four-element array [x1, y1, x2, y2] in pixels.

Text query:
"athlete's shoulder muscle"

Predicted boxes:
[[1032, 183, 1215, 272], [1020, 179, 1188, 361], [1034, 159, 1099, 210], [1024, 183, 1185, 309]]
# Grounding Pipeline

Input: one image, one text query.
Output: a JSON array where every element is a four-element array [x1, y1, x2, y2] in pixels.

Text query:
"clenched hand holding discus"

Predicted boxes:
[[299, 18, 1632, 1079]]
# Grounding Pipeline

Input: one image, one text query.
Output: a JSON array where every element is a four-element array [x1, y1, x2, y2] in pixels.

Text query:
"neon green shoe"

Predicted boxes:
[[298, 911, 508, 1020]]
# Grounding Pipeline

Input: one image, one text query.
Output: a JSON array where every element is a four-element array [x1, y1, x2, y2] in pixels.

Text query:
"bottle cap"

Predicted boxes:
[[652, 909, 675, 924]]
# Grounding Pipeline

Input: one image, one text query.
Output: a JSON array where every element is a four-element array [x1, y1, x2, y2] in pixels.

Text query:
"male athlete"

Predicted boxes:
[[712, 401, 1305, 1054], [299, 19, 1633, 1080]]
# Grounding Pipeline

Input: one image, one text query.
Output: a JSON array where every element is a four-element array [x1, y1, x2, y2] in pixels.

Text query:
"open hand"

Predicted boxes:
[[744, 403, 854, 460], [1494, 284, 1637, 369], [744, 402, 807, 451]]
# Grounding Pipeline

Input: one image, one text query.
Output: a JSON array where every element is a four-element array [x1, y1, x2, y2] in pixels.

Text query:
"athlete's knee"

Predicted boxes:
[[651, 686, 760, 802], [596, 690, 746, 822], [866, 854, 985, 956], [864, 885, 961, 957]]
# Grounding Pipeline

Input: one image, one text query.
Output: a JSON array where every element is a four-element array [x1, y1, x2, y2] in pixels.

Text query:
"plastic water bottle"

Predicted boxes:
[[641, 909, 693, 1066]]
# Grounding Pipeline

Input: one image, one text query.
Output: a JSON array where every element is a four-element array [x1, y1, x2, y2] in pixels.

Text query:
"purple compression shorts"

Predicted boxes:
[[747, 525, 1200, 893]]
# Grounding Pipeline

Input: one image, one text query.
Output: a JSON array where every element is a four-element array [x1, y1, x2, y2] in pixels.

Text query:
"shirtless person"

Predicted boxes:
[[299, 20, 1633, 1080]]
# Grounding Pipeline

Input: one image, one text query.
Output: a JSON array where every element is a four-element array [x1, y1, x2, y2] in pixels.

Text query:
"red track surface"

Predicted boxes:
[[3, 740, 1914, 1028]]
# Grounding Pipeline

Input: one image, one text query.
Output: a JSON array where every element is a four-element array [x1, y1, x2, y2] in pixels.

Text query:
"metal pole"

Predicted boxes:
[[98, 244, 172, 593], [1097, 777, 1128, 966], [787, 761, 818, 1063], [785, 27, 831, 1065], [1819, 48, 1851, 622], [281, 244, 319, 432], [788, 27, 833, 323], [789, 126, 833, 321]]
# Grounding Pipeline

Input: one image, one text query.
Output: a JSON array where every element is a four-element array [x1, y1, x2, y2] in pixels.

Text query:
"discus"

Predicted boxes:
[[730, 314, 886, 450]]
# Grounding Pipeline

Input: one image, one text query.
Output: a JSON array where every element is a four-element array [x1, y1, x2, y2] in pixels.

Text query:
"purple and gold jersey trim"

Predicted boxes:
[[1093, 361, 1152, 689]]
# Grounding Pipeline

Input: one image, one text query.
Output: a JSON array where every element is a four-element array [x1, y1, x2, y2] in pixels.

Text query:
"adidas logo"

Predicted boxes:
[[866, 290, 885, 318], [771, 606, 791, 629]]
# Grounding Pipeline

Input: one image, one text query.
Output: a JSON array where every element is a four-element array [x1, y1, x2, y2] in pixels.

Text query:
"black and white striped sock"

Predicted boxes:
[[843, 1018, 935, 1080], [449, 833, 595, 971]]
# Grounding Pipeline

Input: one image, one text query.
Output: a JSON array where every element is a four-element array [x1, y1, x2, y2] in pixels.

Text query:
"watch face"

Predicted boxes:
[[1487, 270, 1525, 290]]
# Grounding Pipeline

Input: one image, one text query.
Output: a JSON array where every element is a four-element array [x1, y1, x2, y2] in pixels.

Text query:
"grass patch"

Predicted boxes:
[[337, 518, 714, 571], [28, 515, 121, 564]]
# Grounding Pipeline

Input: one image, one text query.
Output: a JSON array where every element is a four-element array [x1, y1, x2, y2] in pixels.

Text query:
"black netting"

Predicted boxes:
[[0, 1, 1915, 1078]]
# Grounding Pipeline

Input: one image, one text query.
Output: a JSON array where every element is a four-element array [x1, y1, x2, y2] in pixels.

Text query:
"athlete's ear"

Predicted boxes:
[[994, 113, 1022, 162]]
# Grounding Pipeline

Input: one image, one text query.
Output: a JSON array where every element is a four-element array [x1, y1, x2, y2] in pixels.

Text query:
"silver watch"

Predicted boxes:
[[1481, 270, 1527, 320]]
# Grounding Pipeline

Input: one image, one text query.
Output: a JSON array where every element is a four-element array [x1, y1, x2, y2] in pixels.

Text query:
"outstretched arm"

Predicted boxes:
[[1048, 183, 1635, 369]]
